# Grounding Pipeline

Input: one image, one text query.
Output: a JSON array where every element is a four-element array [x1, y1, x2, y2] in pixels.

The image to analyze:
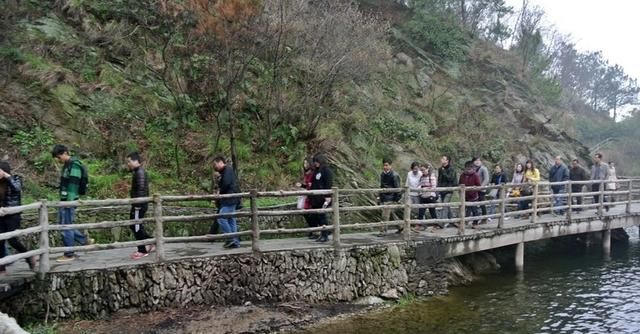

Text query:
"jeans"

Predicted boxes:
[[439, 192, 453, 219], [58, 207, 87, 257], [418, 196, 438, 224], [552, 188, 565, 214], [218, 205, 239, 246], [0, 214, 29, 269], [130, 205, 150, 253], [381, 200, 400, 232], [478, 191, 487, 217], [465, 204, 479, 225]]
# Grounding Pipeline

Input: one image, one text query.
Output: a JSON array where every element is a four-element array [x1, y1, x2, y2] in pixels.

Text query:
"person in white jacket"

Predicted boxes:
[[406, 162, 423, 217], [607, 161, 618, 204]]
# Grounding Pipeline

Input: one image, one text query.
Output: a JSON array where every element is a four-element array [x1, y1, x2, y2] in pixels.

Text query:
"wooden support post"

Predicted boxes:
[[458, 185, 466, 235], [603, 228, 611, 257], [498, 184, 507, 229], [38, 200, 50, 276], [627, 180, 632, 214], [566, 181, 573, 222], [153, 194, 166, 262], [403, 186, 411, 241], [515, 242, 524, 272], [332, 187, 341, 250], [598, 181, 605, 217], [250, 189, 260, 254], [531, 183, 539, 223]]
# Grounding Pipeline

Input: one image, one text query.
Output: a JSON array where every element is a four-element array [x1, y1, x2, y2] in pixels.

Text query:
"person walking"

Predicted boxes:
[[460, 161, 481, 227], [473, 157, 490, 223], [0, 161, 36, 273], [569, 159, 588, 212], [51, 144, 93, 262], [549, 156, 570, 216], [378, 158, 402, 236], [511, 163, 527, 214], [296, 157, 316, 239], [607, 161, 618, 205], [212, 156, 241, 248], [126, 152, 154, 260], [488, 164, 508, 218], [437, 155, 457, 220], [406, 162, 423, 218], [418, 164, 438, 229], [521, 160, 540, 217], [309, 154, 333, 243], [591, 153, 609, 212]]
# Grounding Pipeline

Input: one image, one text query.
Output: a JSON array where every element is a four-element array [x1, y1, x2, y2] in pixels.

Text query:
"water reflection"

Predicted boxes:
[[302, 228, 640, 334]]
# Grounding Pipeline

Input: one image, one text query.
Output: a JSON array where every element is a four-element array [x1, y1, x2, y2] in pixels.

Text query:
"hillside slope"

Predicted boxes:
[[0, 0, 589, 199]]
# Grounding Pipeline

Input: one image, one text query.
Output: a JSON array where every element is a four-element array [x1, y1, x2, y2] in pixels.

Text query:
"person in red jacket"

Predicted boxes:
[[459, 160, 481, 227], [296, 157, 316, 239]]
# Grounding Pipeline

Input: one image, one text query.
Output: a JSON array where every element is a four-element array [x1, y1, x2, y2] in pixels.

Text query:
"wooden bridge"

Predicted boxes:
[[1, 179, 640, 295]]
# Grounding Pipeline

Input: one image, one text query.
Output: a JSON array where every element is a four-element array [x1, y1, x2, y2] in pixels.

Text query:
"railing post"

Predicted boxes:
[[627, 179, 633, 214], [38, 200, 50, 276], [598, 181, 605, 216], [250, 189, 260, 254], [403, 186, 411, 241], [331, 187, 341, 250], [153, 194, 166, 262], [498, 184, 507, 229], [458, 185, 466, 235], [566, 181, 573, 222], [531, 183, 539, 223]]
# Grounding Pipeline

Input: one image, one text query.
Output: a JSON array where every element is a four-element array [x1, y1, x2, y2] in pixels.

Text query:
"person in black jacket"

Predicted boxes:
[[378, 158, 401, 236], [570, 159, 588, 212], [437, 155, 457, 220], [213, 156, 241, 248], [126, 152, 153, 260], [309, 154, 333, 243], [0, 161, 36, 273]]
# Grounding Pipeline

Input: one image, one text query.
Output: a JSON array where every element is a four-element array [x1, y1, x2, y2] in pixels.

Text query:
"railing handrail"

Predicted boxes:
[[1, 178, 639, 274]]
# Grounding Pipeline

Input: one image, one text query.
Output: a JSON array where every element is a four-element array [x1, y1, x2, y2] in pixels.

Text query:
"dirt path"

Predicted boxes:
[[55, 302, 373, 334]]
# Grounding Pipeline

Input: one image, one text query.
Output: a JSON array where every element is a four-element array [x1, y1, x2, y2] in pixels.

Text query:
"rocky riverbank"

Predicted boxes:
[[28, 251, 501, 333]]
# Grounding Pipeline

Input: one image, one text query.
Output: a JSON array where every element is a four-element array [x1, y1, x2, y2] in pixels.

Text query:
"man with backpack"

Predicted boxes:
[[52, 144, 93, 262]]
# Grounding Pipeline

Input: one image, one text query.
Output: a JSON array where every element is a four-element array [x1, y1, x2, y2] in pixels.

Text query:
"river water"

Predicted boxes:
[[303, 228, 640, 334]]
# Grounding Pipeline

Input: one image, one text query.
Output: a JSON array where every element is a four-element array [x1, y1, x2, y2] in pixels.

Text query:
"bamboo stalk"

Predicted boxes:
[[403, 187, 411, 241], [0, 226, 42, 241], [459, 185, 466, 235]]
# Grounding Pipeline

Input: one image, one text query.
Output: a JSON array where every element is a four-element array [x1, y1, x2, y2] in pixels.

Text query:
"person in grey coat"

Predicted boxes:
[[549, 156, 570, 215], [473, 157, 490, 223], [591, 153, 610, 211]]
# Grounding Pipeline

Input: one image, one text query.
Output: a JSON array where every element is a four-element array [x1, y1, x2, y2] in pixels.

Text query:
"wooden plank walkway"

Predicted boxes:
[[1, 204, 637, 294]]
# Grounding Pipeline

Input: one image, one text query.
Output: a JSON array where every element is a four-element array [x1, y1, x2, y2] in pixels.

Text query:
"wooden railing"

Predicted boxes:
[[1, 179, 639, 274]]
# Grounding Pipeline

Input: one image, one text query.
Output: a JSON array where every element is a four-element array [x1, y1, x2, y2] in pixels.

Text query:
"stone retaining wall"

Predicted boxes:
[[0, 242, 496, 321]]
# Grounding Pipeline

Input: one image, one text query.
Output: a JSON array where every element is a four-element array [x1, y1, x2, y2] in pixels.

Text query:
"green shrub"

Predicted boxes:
[[403, 11, 468, 62]]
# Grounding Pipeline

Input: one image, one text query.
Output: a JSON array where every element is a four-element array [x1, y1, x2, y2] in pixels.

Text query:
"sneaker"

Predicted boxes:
[[56, 255, 75, 263], [131, 252, 149, 260], [315, 235, 329, 243]]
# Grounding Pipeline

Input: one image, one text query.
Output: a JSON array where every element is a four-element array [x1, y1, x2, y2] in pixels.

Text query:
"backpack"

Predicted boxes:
[[77, 161, 89, 196]]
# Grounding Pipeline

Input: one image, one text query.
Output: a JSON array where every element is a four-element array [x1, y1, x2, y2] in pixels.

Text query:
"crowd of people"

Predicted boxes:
[[0, 145, 621, 274], [298, 153, 619, 240]]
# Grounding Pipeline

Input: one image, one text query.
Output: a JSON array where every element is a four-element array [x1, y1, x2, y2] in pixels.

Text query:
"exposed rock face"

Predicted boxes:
[[1, 244, 499, 321]]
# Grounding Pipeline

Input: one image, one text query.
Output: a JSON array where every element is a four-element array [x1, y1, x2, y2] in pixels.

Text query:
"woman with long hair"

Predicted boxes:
[[297, 157, 316, 239], [521, 160, 540, 217], [418, 164, 439, 229]]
